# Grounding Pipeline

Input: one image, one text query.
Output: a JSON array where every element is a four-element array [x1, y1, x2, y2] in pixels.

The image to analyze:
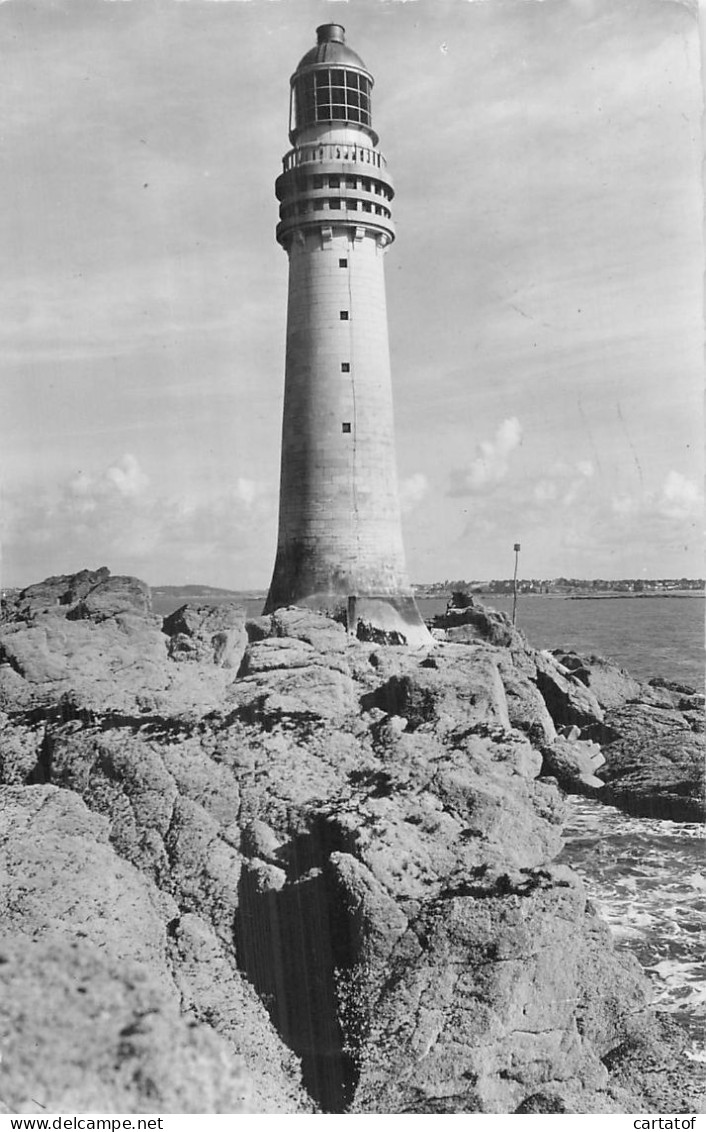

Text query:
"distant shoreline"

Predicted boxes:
[[414, 590, 703, 601], [567, 592, 703, 601]]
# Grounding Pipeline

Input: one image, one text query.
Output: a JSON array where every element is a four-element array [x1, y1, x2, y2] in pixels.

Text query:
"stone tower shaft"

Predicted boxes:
[[264, 25, 430, 646]]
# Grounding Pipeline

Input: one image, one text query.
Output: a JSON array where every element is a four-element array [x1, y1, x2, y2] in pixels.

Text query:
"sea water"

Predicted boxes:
[[559, 798, 705, 1060]]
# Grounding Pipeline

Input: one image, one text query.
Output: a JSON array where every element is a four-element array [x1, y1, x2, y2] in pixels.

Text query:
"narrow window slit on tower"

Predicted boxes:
[[339, 310, 349, 320], [342, 422, 351, 433], [339, 258, 348, 268], [341, 362, 350, 372]]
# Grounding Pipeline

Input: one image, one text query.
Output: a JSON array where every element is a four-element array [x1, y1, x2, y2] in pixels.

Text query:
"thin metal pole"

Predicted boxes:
[[512, 543, 521, 625]]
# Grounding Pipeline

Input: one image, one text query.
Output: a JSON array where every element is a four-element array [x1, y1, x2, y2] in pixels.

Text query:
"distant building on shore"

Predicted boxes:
[[413, 578, 704, 598]]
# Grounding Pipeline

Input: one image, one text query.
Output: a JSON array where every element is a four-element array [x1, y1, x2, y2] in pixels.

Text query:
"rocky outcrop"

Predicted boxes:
[[598, 702, 704, 821], [0, 573, 240, 719], [540, 650, 704, 821], [0, 787, 252, 1113], [68, 575, 153, 621], [0, 934, 251, 1115], [542, 732, 606, 790], [551, 650, 642, 711], [164, 603, 247, 670], [0, 570, 702, 1114], [431, 599, 528, 651], [351, 866, 648, 1113], [533, 650, 606, 735], [3, 567, 112, 621]]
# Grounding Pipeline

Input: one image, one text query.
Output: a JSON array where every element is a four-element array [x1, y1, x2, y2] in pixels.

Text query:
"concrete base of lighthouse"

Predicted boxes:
[[264, 541, 432, 647], [351, 594, 433, 647], [263, 590, 432, 648]]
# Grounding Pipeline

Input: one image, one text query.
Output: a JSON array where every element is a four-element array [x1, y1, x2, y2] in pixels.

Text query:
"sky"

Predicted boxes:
[[0, 0, 702, 589]]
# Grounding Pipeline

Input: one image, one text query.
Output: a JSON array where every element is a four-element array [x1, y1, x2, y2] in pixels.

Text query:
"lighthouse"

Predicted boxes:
[[264, 24, 430, 647]]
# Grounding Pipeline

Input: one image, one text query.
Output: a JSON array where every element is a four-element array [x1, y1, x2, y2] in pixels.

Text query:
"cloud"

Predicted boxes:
[[448, 418, 522, 496], [657, 470, 702, 521], [1, 455, 276, 587], [610, 471, 702, 525], [105, 454, 150, 499], [447, 448, 703, 579], [529, 460, 598, 510], [234, 477, 259, 509], [53, 455, 150, 519], [399, 472, 429, 512]]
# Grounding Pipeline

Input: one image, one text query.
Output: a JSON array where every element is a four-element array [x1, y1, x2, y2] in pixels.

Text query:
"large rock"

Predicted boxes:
[[163, 602, 247, 670], [68, 574, 152, 620], [364, 645, 512, 735], [533, 650, 605, 734], [230, 665, 358, 727], [270, 606, 349, 652], [542, 734, 606, 791], [0, 580, 237, 719], [350, 867, 648, 1113], [433, 601, 528, 651], [551, 651, 642, 711], [230, 619, 359, 727], [0, 613, 170, 714], [496, 654, 557, 745], [0, 786, 177, 977], [530, 654, 704, 821], [3, 567, 111, 621], [46, 727, 244, 940], [239, 636, 349, 677], [0, 776, 310, 1113], [0, 786, 253, 1112], [598, 703, 705, 821], [0, 934, 251, 1115]]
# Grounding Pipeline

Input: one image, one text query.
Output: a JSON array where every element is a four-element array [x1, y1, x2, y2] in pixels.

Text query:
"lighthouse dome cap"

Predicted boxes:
[[295, 24, 370, 74]]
